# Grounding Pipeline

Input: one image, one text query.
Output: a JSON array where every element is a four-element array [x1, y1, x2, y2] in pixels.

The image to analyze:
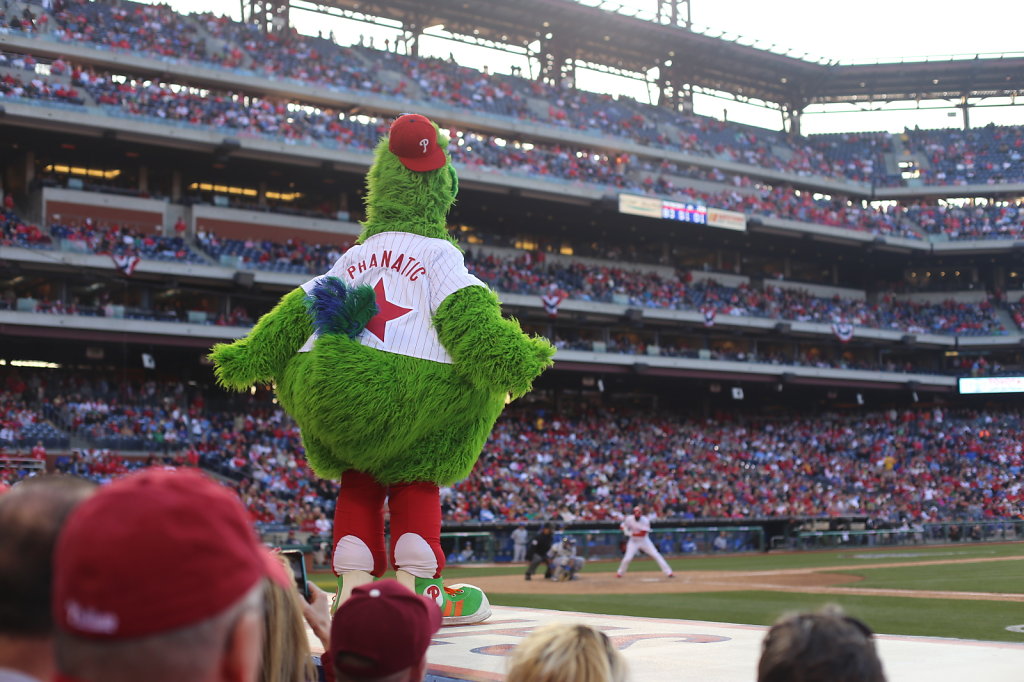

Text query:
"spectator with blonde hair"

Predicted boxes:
[[757, 605, 887, 682], [259, 551, 332, 682], [506, 622, 627, 682]]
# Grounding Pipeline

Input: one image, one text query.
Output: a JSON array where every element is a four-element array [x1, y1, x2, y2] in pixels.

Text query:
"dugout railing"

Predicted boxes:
[[259, 524, 767, 568], [437, 526, 765, 565]]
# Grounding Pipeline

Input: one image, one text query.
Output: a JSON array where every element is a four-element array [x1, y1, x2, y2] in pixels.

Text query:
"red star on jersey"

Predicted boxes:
[[365, 278, 412, 343]]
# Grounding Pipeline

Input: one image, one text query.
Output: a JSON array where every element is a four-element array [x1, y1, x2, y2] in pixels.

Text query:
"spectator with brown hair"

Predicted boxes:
[[757, 605, 887, 682], [326, 579, 441, 682], [505, 622, 628, 682], [0, 475, 96, 682], [51, 468, 274, 682]]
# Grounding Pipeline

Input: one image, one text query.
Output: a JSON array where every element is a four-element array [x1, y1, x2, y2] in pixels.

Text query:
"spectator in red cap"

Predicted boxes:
[[328, 579, 441, 682], [52, 468, 272, 682], [0, 476, 96, 682]]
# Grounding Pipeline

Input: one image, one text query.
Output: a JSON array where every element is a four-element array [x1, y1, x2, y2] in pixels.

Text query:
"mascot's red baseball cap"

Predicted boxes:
[[53, 467, 270, 639], [329, 579, 441, 678], [388, 113, 447, 172]]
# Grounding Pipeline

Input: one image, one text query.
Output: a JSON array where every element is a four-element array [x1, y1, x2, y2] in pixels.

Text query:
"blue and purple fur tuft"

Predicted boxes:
[[305, 276, 378, 339]]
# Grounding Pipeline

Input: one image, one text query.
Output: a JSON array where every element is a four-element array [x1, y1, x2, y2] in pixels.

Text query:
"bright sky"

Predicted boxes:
[[144, 0, 1024, 134]]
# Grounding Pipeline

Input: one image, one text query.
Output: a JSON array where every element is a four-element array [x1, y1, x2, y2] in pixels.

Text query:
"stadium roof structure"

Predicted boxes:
[[316, 0, 1024, 112]]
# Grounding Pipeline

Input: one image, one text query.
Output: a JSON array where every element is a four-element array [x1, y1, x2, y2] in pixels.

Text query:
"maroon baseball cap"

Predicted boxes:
[[53, 468, 269, 639], [388, 113, 447, 172], [329, 579, 441, 678]]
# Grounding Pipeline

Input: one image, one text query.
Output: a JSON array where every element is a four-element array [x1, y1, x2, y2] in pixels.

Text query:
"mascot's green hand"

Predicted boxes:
[[209, 340, 259, 391], [208, 287, 313, 391], [435, 286, 555, 397], [508, 334, 557, 399]]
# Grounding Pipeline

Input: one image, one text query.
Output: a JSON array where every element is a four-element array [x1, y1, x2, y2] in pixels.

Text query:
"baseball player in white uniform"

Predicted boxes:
[[617, 505, 674, 578]]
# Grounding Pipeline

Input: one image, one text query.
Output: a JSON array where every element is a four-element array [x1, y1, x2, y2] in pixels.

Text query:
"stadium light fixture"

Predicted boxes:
[[5, 360, 61, 369]]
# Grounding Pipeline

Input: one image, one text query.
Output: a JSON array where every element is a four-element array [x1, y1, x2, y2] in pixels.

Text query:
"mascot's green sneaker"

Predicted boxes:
[[414, 577, 491, 626]]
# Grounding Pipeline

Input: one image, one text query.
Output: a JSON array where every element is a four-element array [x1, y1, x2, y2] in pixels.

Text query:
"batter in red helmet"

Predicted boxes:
[[616, 504, 674, 578]]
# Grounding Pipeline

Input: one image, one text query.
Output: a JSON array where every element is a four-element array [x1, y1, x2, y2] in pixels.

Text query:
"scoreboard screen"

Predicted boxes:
[[618, 194, 746, 231], [661, 200, 708, 224], [958, 376, 1024, 394]]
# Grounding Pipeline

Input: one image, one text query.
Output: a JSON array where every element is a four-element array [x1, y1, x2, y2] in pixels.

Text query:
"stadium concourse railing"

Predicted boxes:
[[793, 520, 1024, 550], [0, 456, 46, 473]]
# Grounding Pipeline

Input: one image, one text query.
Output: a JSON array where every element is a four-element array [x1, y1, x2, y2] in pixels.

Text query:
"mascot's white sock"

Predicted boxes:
[[334, 535, 377, 607], [393, 533, 439, 578]]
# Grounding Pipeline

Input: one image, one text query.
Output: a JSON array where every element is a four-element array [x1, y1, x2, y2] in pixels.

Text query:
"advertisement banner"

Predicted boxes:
[[707, 207, 747, 231]]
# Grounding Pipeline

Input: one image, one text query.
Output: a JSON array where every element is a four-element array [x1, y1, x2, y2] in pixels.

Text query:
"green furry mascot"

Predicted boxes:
[[210, 114, 554, 624]]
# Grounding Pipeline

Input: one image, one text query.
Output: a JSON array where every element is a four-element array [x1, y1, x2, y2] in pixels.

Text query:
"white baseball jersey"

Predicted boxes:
[[297, 231, 485, 363], [621, 514, 652, 537]]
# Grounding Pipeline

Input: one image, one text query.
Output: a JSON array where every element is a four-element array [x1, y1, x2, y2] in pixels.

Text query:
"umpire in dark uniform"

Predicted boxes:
[[524, 525, 554, 580]]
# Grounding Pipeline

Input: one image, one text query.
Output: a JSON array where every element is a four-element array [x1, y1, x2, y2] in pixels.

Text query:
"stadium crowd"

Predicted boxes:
[[50, 217, 205, 263], [1, 195, 1010, 338], [4, 215, 1010, 338], [3, 368, 1022, 528], [6, 38, 1024, 241], [25, 0, 896, 185], [464, 251, 1007, 336], [905, 200, 1024, 240], [15, 0, 1024, 193]]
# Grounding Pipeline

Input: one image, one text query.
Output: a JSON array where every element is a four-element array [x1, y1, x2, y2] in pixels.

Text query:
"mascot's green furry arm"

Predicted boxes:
[[434, 285, 554, 400], [209, 288, 311, 392]]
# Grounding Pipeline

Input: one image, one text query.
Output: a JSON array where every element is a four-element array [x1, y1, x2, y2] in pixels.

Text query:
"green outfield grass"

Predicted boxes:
[[484, 591, 1024, 643], [311, 541, 1024, 642], [836, 559, 1024, 594], [433, 541, 1024, 579]]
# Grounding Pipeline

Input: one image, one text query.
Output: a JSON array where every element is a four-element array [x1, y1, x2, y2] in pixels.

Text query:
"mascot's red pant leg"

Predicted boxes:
[[331, 470, 387, 577], [388, 481, 444, 579]]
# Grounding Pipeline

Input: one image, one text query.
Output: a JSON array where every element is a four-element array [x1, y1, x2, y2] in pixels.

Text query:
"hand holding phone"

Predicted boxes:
[[280, 549, 310, 601]]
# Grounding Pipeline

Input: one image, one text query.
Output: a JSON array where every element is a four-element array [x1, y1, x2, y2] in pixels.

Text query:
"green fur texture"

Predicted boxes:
[[209, 287, 312, 391], [210, 120, 554, 485]]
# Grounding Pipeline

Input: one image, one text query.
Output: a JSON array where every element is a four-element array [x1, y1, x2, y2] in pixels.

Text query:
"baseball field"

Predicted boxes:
[[313, 541, 1024, 643]]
